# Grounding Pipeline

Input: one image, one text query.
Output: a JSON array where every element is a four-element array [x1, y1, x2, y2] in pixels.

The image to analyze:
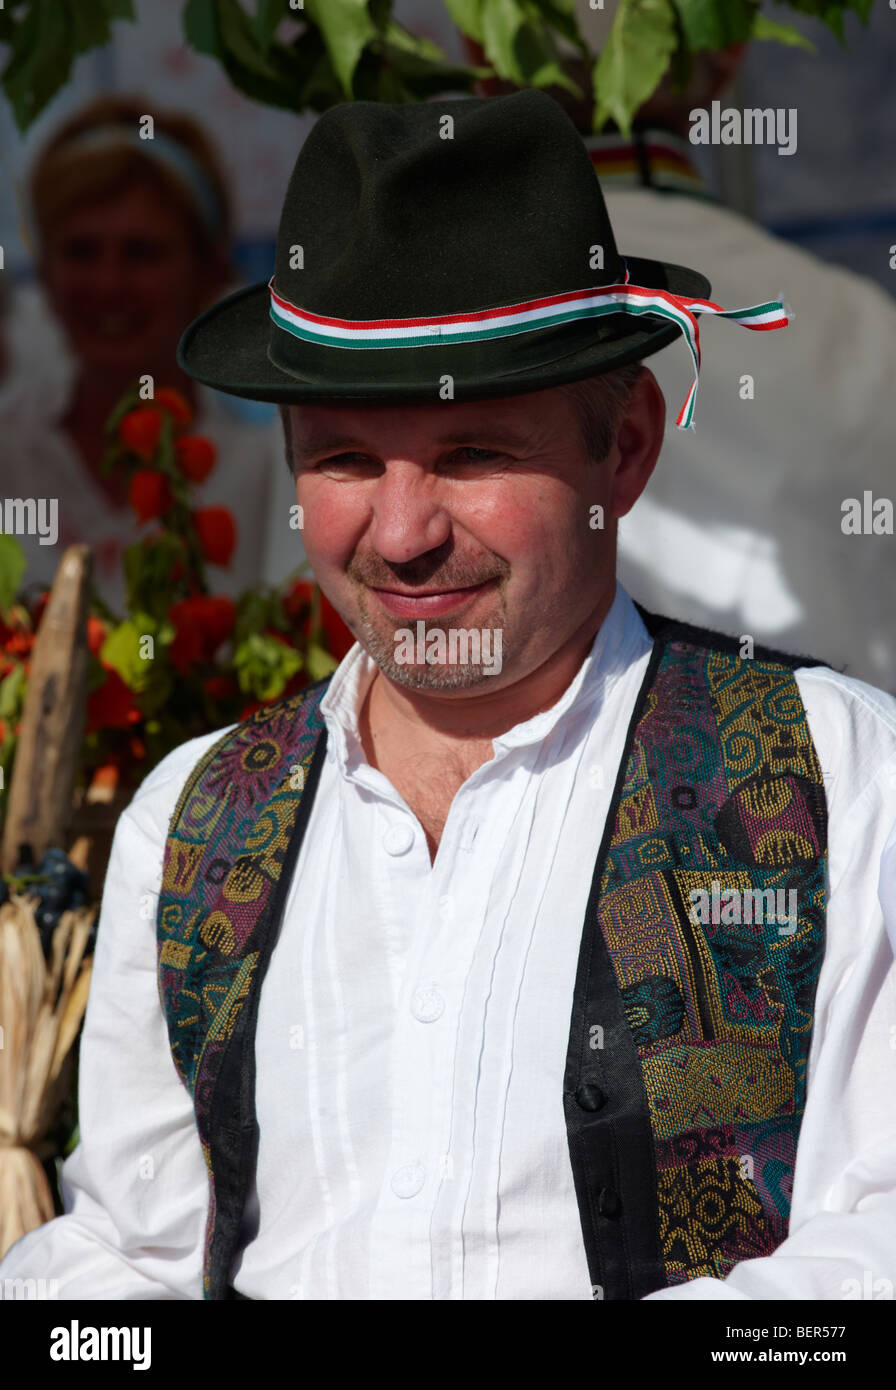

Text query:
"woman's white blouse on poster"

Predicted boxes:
[[0, 285, 303, 606], [3, 588, 896, 1301]]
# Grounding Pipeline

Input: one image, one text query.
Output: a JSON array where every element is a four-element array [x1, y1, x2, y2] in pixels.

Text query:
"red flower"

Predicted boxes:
[[281, 670, 309, 700], [87, 616, 107, 656], [194, 507, 237, 567], [87, 667, 141, 732], [204, 595, 237, 650], [129, 470, 173, 523], [283, 580, 313, 626], [154, 387, 194, 433], [168, 595, 236, 674], [4, 628, 33, 658], [204, 674, 239, 702], [282, 580, 354, 661], [176, 434, 217, 484], [320, 595, 355, 661], [119, 407, 163, 461]]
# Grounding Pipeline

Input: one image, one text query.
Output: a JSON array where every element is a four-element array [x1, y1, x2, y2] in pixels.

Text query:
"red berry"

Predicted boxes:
[[168, 595, 236, 673], [128, 470, 173, 523], [87, 616, 107, 656], [175, 434, 217, 484], [119, 407, 163, 462], [87, 668, 141, 732], [154, 387, 194, 432], [194, 507, 237, 567]]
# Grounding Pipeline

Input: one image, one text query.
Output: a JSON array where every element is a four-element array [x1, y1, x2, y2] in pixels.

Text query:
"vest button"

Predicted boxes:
[[575, 1083, 607, 1112], [597, 1188, 621, 1219]]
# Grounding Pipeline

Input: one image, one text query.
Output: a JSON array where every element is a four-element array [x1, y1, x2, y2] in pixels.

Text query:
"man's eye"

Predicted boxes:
[[315, 453, 369, 468], [311, 448, 501, 470]]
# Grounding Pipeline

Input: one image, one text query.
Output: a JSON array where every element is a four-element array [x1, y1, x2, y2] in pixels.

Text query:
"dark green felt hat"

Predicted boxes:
[[177, 89, 713, 405]]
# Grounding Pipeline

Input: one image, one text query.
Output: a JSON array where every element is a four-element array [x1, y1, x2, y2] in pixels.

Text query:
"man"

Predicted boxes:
[[2, 91, 895, 1301]]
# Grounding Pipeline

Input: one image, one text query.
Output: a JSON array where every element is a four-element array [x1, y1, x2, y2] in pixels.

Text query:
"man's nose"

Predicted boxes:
[[365, 465, 453, 564]]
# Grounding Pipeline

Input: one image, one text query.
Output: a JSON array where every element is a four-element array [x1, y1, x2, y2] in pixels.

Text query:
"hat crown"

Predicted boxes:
[[273, 90, 623, 321]]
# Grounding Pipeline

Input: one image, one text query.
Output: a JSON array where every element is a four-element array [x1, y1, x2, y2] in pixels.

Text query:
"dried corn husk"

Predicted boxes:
[[0, 894, 95, 1259]]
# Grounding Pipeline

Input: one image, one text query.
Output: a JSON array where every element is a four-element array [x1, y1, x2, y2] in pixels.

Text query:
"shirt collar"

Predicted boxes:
[[319, 584, 652, 776]]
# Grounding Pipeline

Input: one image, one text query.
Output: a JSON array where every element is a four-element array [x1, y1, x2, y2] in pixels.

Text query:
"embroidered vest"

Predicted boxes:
[[156, 612, 827, 1299]]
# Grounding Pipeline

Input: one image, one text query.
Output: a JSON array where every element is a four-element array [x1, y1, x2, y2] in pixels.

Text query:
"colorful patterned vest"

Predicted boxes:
[[156, 611, 827, 1299]]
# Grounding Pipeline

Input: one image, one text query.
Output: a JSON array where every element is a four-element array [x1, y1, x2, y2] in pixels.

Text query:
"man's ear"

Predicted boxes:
[[280, 403, 295, 478], [606, 368, 665, 521]]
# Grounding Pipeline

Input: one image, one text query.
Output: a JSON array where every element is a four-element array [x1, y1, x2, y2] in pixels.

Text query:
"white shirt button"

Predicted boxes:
[[382, 823, 415, 855], [410, 986, 445, 1022], [390, 1161, 426, 1198]]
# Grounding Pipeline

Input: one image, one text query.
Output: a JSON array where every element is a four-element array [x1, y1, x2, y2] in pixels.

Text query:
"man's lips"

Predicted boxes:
[[369, 580, 493, 617]]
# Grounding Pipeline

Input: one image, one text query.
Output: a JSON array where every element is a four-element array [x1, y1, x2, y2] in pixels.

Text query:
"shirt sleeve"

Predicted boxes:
[[0, 731, 231, 1300], [644, 671, 896, 1301]]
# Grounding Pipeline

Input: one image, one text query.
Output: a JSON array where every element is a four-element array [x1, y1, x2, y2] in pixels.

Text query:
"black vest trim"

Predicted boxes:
[[633, 603, 828, 672], [563, 634, 667, 1301], [206, 726, 330, 1300]]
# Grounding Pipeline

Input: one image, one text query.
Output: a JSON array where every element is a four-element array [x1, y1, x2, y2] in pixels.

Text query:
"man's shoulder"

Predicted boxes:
[[638, 604, 896, 773], [135, 725, 240, 803], [127, 678, 334, 833], [635, 604, 823, 670]]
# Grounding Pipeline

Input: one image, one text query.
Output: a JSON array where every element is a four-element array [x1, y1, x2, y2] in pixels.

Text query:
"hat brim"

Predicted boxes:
[[177, 256, 711, 405]]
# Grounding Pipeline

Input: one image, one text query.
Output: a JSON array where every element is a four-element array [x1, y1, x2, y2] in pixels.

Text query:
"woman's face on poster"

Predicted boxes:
[[40, 180, 211, 377]]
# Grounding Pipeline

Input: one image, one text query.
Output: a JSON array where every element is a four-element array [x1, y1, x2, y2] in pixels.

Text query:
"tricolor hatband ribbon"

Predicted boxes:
[[268, 271, 790, 430]]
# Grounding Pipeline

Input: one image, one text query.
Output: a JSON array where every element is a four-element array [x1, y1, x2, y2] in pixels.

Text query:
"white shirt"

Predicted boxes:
[[0, 285, 302, 607], [601, 171, 896, 694], [3, 587, 896, 1300]]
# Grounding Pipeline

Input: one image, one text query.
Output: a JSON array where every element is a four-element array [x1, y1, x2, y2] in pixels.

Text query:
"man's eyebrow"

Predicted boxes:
[[294, 425, 532, 457]]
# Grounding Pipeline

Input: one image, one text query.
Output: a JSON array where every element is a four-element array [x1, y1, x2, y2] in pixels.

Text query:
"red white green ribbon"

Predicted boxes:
[[268, 273, 790, 430]]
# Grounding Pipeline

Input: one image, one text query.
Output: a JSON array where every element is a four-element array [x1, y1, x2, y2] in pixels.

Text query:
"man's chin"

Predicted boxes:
[[357, 624, 506, 692]]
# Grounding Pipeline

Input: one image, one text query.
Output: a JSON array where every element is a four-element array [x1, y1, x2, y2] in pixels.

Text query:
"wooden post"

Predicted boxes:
[[1, 546, 92, 874]]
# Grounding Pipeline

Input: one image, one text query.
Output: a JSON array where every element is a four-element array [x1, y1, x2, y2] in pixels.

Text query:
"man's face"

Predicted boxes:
[[288, 383, 656, 693]]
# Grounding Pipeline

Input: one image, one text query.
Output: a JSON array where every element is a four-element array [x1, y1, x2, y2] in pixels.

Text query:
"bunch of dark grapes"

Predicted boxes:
[[0, 845, 95, 960]]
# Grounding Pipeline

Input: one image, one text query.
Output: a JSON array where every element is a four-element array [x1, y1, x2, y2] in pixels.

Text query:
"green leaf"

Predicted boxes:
[[675, 0, 760, 49], [304, 0, 377, 96], [0, 664, 27, 721], [2, 0, 73, 132], [479, 0, 583, 94], [183, 0, 219, 54], [69, 0, 123, 56], [751, 13, 816, 49], [592, 0, 678, 136], [185, 0, 310, 109], [440, 0, 486, 44], [233, 632, 303, 701], [304, 641, 338, 682], [776, 0, 870, 43], [1, 0, 136, 130], [104, 0, 138, 18], [100, 620, 155, 692], [521, 0, 583, 48], [255, 0, 288, 52], [217, 0, 293, 78], [0, 534, 27, 613]]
